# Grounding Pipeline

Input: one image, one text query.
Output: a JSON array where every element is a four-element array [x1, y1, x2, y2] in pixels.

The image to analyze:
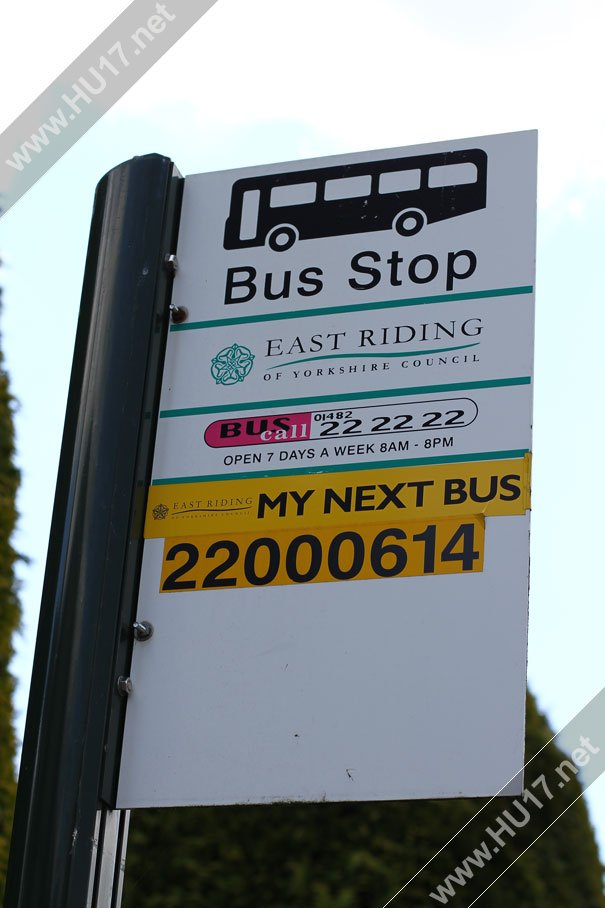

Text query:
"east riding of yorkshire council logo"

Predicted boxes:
[[211, 343, 255, 386]]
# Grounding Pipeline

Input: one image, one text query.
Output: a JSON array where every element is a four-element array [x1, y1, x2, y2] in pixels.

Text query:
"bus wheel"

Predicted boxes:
[[267, 225, 297, 252], [394, 209, 426, 237]]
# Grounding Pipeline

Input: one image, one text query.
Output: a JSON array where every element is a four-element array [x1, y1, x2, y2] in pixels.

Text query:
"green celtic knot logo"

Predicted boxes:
[[211, 343, 255, 386]]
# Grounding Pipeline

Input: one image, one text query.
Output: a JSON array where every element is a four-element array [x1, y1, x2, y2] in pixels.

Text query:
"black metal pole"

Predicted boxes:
[[5, 153, 183, 908]]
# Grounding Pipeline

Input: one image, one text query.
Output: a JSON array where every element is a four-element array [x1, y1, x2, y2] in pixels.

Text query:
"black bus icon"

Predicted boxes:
[[224, 148, 487, 252]]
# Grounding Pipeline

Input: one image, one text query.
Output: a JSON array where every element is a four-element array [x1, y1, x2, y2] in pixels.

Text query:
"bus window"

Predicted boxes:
[[239, 189, 261, 241], [324, 174, 372, 201], [378, 169, 421, 194], [428, 162, 478, 188], [270, 182, 316, 207]]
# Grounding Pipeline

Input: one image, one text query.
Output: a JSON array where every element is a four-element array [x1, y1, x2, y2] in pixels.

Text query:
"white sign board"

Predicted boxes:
[[117, 130, 537, 808]]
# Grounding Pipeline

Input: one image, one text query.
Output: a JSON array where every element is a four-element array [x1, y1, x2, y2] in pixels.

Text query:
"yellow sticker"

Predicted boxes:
[[159, 516, 485, 593], [146, 455, 530, 538]]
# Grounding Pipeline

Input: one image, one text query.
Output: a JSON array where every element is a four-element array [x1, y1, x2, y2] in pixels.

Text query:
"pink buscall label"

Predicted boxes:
[[205, 412, 312, 448]]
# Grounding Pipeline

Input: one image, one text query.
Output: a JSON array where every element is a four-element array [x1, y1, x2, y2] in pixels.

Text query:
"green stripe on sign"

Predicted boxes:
[[159, 376, 531, 419], [151, 448, 531, 485], [170, 285, 534, 332]]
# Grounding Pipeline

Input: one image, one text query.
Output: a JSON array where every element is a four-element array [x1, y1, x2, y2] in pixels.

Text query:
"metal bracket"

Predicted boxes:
[[164, 254, 187, 322]]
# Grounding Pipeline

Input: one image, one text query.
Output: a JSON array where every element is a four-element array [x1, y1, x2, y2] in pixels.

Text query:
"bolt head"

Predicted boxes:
[[170, 305, 188, 324], [117, 676, 133, 696], [133, 620, 154, 642]]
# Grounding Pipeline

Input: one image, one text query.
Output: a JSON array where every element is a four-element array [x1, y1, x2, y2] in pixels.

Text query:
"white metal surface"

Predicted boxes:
[[118, 130, 537, 808]]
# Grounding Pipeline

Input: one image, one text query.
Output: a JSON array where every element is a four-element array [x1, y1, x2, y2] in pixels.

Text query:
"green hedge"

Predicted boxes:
[[0, 302, 20, 902], [124, 694, 604, 907]]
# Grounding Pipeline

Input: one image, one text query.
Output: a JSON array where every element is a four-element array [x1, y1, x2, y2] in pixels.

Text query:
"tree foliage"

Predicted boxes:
[[124, 693, 604, 907], [0, 293, 20, 901]]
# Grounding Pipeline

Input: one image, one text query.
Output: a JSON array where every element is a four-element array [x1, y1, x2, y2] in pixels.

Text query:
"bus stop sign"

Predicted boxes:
[[117, 130, 537, 808]]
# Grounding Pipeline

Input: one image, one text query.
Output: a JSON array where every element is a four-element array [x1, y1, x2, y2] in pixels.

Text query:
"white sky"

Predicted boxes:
[[1, 0, 605, 873]]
